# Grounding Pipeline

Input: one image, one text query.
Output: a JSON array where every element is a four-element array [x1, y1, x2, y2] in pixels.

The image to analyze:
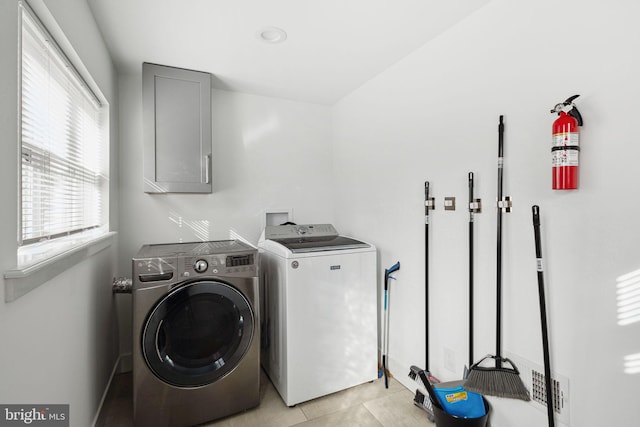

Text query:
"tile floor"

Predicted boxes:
[[96, 370, 435, 426]]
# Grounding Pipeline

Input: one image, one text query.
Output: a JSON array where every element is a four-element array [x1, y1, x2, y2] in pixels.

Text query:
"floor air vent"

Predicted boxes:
[[531, 369, 563, 414], [507, 352, 570, 426]]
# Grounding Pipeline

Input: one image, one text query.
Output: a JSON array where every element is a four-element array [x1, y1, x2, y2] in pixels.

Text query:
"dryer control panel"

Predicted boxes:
[[133, 240, 257, 285], [179, 253, 256, 278]]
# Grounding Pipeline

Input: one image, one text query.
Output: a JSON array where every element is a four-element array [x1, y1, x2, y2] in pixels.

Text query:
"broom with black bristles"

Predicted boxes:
[[464, 115, 530, 401]]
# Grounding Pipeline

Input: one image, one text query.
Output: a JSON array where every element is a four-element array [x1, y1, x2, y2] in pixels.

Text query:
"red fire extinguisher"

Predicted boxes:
[[550, 95, 583, 190]]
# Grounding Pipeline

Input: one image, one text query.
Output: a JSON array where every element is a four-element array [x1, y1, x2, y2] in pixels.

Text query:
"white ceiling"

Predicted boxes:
[[88, 0, 489, 105]]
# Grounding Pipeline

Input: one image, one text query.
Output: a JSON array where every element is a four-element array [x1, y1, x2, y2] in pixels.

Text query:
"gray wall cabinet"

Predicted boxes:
[[143, 63, 212, 193]]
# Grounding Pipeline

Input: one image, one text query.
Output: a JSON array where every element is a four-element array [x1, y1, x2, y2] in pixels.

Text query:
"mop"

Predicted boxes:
[[465, 116, 530, 401], [379, 261, 400, 389]]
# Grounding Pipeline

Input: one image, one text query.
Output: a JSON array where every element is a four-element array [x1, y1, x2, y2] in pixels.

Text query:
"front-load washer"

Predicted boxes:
[[258, 224, 377, 406], [132, 240, 259, 426]]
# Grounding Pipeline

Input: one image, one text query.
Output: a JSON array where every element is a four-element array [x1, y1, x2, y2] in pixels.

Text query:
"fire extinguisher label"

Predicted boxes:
[[552, 149, 579, 166], [552, 133, 579, 166], [551, 150, 579, 167], [552, 132, 579, 148]]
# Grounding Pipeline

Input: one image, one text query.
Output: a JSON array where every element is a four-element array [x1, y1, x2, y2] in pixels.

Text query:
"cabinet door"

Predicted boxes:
[[143, 63, 212, 193]]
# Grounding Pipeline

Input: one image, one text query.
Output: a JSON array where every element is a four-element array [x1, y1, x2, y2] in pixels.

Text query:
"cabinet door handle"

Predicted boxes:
[[204, 154, 211, 184]]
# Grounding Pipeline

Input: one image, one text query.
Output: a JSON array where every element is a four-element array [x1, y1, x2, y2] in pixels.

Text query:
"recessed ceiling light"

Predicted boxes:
[[256, 26, 287, 44]]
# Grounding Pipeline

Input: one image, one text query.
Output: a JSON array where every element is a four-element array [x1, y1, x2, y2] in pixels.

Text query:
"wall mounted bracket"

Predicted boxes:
[[469, 199, 482, 213], [444, 197, 456, 211], [498, 196, 512, 213], [425, 198, 435, 211]]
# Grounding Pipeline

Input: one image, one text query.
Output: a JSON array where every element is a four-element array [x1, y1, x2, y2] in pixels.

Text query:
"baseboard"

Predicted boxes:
[[387, 354, 417, 392], [91, 355, 122, 427], [91, 353, 132, 426], [118, 352, 133, 373]]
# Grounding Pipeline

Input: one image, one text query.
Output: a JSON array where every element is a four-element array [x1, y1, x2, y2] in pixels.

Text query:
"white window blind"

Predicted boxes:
[[19, 3, 107, 248]]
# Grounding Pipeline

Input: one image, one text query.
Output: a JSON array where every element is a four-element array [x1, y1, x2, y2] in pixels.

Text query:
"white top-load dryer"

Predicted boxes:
[[258, 224, 377, 406]]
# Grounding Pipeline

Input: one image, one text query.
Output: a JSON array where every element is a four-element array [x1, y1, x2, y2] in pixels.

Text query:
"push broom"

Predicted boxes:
[[465, 116, 530, 401]]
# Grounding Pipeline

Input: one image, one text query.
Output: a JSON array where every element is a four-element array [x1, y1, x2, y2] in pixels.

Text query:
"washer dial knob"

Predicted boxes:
[[193, 259, 208, 273]]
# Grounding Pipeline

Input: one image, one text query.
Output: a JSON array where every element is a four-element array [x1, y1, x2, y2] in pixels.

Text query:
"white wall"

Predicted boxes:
[[0, 1, 120, 426], [332, 0, 640, 426], [116, 75, 335, 354]]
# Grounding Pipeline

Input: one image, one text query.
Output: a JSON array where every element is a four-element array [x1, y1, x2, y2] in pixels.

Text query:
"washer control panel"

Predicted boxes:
[[264, 224, 338, 240]]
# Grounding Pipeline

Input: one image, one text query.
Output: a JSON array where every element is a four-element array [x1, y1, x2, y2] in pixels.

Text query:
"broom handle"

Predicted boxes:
[[533, 206, 555, 427], [425, 181, 431, 371], [496, 116, 504, 367], [468, 172, 475, 367]]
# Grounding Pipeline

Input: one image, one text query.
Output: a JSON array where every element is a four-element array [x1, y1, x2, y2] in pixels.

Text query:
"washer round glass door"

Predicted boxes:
[[142, 280, 254, 387]]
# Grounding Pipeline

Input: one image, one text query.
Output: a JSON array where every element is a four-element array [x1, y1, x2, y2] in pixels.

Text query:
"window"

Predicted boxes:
[[18, 2, 109, 266]]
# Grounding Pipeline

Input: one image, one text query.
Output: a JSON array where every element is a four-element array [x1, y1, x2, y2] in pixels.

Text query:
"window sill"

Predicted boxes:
[[4, 231, 117, 302]]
